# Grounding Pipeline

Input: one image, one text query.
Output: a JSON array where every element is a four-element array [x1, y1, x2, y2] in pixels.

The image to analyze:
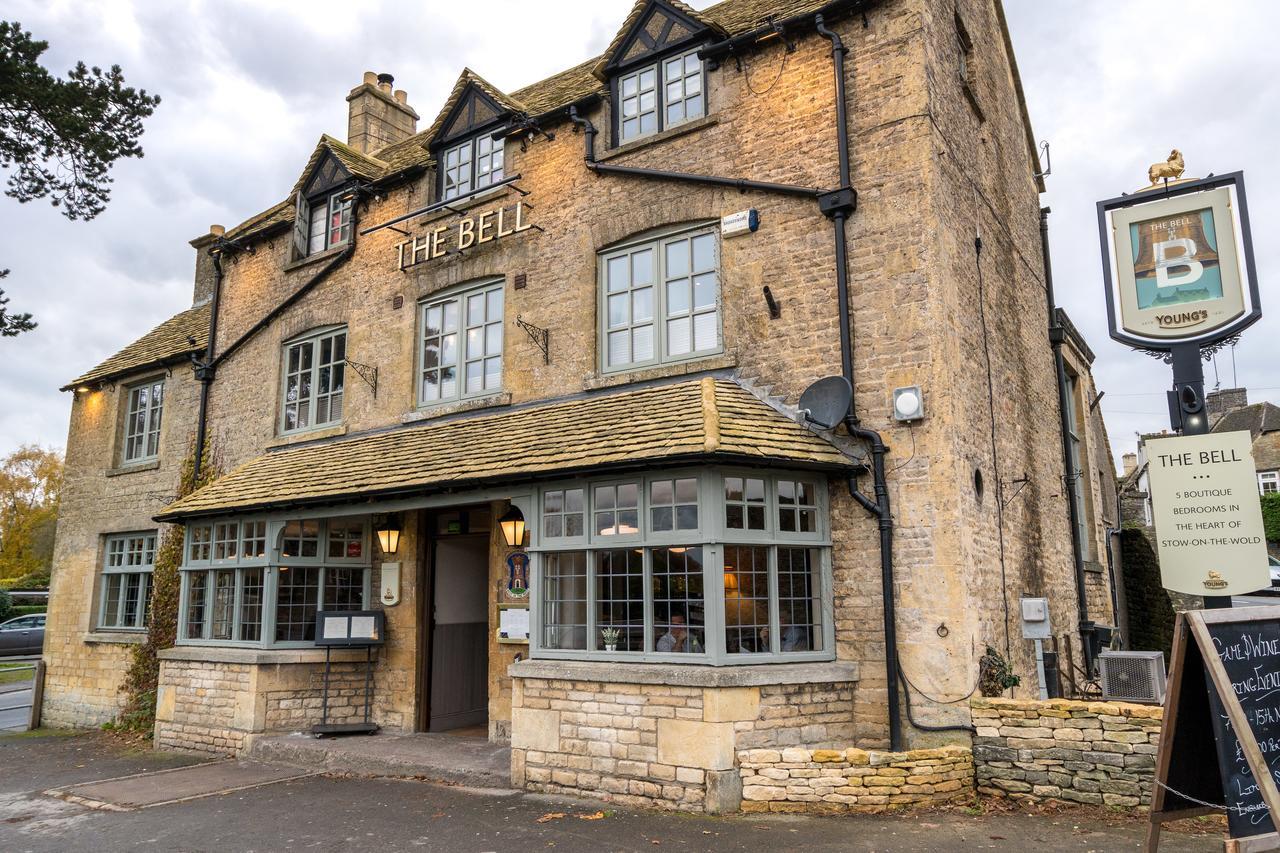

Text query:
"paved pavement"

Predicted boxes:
[[0, 731, 1224, 852]]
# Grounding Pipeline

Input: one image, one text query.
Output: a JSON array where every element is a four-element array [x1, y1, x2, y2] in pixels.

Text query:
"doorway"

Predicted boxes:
[[425, 527, 489, 734]]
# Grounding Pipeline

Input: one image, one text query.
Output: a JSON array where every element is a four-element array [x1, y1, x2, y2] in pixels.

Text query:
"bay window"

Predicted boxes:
[[601, 225, 721, 372], [533, 469, 832, 664], [180, 516, 371, 647], [99, 531, 157, 630], [419, 280, 504, 405]]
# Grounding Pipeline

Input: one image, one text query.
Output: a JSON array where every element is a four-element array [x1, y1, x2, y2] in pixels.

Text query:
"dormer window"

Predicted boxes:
[[616, 47, 704, 144], [442, 134, 504, 201], [306, 191, 352, 255]]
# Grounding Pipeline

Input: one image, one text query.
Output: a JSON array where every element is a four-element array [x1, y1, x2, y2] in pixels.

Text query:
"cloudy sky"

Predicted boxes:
[[1, 0, 1276, 466]]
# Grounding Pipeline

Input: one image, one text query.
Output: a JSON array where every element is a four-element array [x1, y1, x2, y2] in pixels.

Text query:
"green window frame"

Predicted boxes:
[[178, 517, 371, 648], [281, 327, 347, 434], [600, 224, 721, 373], [616, 47, 705, 144], [418, 280, 504, 406], [123, 379, 164, 463], [531, 468, 833, 665], [99, 531, 157, 631]]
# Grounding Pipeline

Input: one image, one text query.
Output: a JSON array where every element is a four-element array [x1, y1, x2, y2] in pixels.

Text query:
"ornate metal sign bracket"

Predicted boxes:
[[515, 315, 550, 364], [345, 358, 379, 397]]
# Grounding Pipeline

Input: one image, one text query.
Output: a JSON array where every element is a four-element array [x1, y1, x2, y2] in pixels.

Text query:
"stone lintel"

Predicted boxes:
[[158, 646, 371, 665]]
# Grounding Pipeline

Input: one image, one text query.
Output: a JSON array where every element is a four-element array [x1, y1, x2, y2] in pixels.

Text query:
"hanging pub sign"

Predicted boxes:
[[396, 200, 533, 271], [1097, 171, 1261, 350]]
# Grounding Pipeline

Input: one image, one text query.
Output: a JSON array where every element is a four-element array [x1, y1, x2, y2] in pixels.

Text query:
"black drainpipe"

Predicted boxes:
[[1041, 207, 1092, 675], [192, 192, 362, 479], [569, 11, 906, 750]]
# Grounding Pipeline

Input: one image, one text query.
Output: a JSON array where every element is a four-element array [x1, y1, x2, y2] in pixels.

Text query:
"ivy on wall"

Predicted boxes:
[[117, 439, 219, 732], [1262, 493, 1280, 544]]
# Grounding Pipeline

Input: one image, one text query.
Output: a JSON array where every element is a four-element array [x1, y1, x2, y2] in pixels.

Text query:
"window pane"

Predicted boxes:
[[632, 249, 653, 285], [778, 548, 822, 652], [102, 575, 123, 627], [653, 546, 704, 654], [238, 567, 264, 642], [211, 570, 235, 640], [325, 566, 365, 609], [632, 325, 654, 361], [725, 546, 769, 653], [632, 287, 653, 323], [542, 551, 587, 650], [606, 255, 629, 291], [186, 571, 207, 639], [665, 239, 689, 275], [693, 311, 718, 351], [275, 566, 320, 642], [666, 279, 690, 314], [595, 549, 644, 651]]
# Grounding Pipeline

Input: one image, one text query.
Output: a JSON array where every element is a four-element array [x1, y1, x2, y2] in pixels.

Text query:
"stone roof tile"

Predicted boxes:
[[156, 377, 850, 520]]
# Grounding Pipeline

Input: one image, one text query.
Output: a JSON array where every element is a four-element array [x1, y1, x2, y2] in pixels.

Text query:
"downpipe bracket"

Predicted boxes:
[[819, 186, 857, 218]]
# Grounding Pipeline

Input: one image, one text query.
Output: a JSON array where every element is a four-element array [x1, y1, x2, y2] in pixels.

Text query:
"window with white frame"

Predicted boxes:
[[419, 280, 504, 404], [442, 134, 505, 201], [534, 469, 831, 664], [180, 517, 370, 647], [99, 532, 156, 630], [123, 379, 164, 463], [281, 328, 346, 433], [1261, 471, 1279, 495], [616, 48, 705, 143], [304, 191, 353, 256], [601, 225, 720, 372]]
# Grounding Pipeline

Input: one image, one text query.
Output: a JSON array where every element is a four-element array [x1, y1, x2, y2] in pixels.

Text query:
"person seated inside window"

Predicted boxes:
[[656, 613, 702, 653], [760, 613, 810, 652]]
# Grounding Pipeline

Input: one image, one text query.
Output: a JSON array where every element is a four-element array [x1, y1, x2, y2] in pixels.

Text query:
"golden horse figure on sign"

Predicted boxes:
[[1148, 149, 1186, 185]]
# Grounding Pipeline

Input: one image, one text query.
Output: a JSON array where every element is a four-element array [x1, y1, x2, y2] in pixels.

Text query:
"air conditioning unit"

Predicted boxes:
[[1098, 650, 1167, 705]]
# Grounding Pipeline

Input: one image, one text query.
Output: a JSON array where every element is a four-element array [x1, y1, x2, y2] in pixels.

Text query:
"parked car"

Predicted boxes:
[[0, 613, 45, 655]]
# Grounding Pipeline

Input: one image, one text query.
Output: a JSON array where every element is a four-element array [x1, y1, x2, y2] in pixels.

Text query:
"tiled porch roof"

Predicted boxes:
[[155, 377, 852, 521]]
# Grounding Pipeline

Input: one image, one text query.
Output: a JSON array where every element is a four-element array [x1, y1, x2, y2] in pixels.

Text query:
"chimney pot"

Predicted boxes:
[[363, 71, 378, 86], [394, 89, 408, 104], [377, 72, 394, 93], [209, 224, 225, 236]]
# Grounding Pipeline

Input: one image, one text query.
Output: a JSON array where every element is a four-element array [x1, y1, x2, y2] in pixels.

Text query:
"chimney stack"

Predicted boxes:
[[1206, 387, 1248, 425], [1122, 452, 1137, 477], [347, 70, 419, 155]]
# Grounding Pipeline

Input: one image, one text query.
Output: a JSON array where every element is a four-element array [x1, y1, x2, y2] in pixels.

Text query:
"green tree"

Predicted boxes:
[[0, 20, 160, 335], [0, 445, 62, 581], [1262, 492, 1280, 543]]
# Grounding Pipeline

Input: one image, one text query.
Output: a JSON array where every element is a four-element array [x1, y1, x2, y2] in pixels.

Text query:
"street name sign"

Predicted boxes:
[[1145, 431, 1269, 596]]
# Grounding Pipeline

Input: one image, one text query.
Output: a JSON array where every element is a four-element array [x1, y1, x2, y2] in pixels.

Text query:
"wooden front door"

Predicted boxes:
[[427, 534, 489, 732]]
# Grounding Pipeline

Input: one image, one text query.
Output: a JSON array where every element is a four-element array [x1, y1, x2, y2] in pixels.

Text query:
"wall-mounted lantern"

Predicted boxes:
[[499, 505, 526, 548], [376, 512, 402, 555]]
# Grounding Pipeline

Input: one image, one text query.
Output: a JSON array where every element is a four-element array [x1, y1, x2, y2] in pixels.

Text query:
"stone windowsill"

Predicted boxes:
[[268, 423, 349, 449], [284, 244, 347, 274], [596, 115, 719, 163], [159, 645, 373, 665], [83, 631, 147, 645], [402, 392, 513, 424], [106, 460, 161, 477], [509, 658, 858, 688], [582, 352, 738, 392]]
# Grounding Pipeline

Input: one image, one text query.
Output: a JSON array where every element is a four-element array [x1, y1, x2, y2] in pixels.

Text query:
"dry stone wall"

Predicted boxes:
[[972, 697, 1162, 807], [739, 745, 973, 812]]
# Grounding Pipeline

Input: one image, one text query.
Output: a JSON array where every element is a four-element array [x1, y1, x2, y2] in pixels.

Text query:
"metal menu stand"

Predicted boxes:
[[312, 610, 386, 737]]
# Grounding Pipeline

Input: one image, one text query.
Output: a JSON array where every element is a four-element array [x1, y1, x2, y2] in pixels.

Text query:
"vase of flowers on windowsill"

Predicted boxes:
[[601, 627, 621, 652]]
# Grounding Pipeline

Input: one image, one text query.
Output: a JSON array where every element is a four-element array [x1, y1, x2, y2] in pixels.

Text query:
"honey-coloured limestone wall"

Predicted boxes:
[[508, 661, 859, 813], [738, 745, 973, 812], [971, 697, 1162, 807]]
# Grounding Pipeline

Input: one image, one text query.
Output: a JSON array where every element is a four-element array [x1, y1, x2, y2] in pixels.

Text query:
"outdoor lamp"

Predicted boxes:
[[499, 505, 526, 548], [376, 513, 402, 555]]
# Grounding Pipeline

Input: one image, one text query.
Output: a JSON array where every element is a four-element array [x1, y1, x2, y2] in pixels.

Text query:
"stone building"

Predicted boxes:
[[42, 0, 1120, 812]]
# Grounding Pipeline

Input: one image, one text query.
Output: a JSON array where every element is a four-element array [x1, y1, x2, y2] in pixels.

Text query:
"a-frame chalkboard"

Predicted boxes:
[[1147, 606, 1280, 852]]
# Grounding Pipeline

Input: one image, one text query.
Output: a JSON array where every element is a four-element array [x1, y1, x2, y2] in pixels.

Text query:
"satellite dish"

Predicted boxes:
[[798, 376, 852, 429]]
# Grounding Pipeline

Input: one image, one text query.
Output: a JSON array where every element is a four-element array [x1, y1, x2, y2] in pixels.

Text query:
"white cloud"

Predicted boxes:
[[1, 0, 1276, 468]]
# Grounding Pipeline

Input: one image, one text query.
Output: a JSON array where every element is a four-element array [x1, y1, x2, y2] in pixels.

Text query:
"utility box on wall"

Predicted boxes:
[[1020, 597, 1051, 640]]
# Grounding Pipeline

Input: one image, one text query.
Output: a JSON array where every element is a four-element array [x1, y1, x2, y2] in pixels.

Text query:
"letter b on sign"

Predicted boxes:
[[1155, 238, 1204, 289]]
